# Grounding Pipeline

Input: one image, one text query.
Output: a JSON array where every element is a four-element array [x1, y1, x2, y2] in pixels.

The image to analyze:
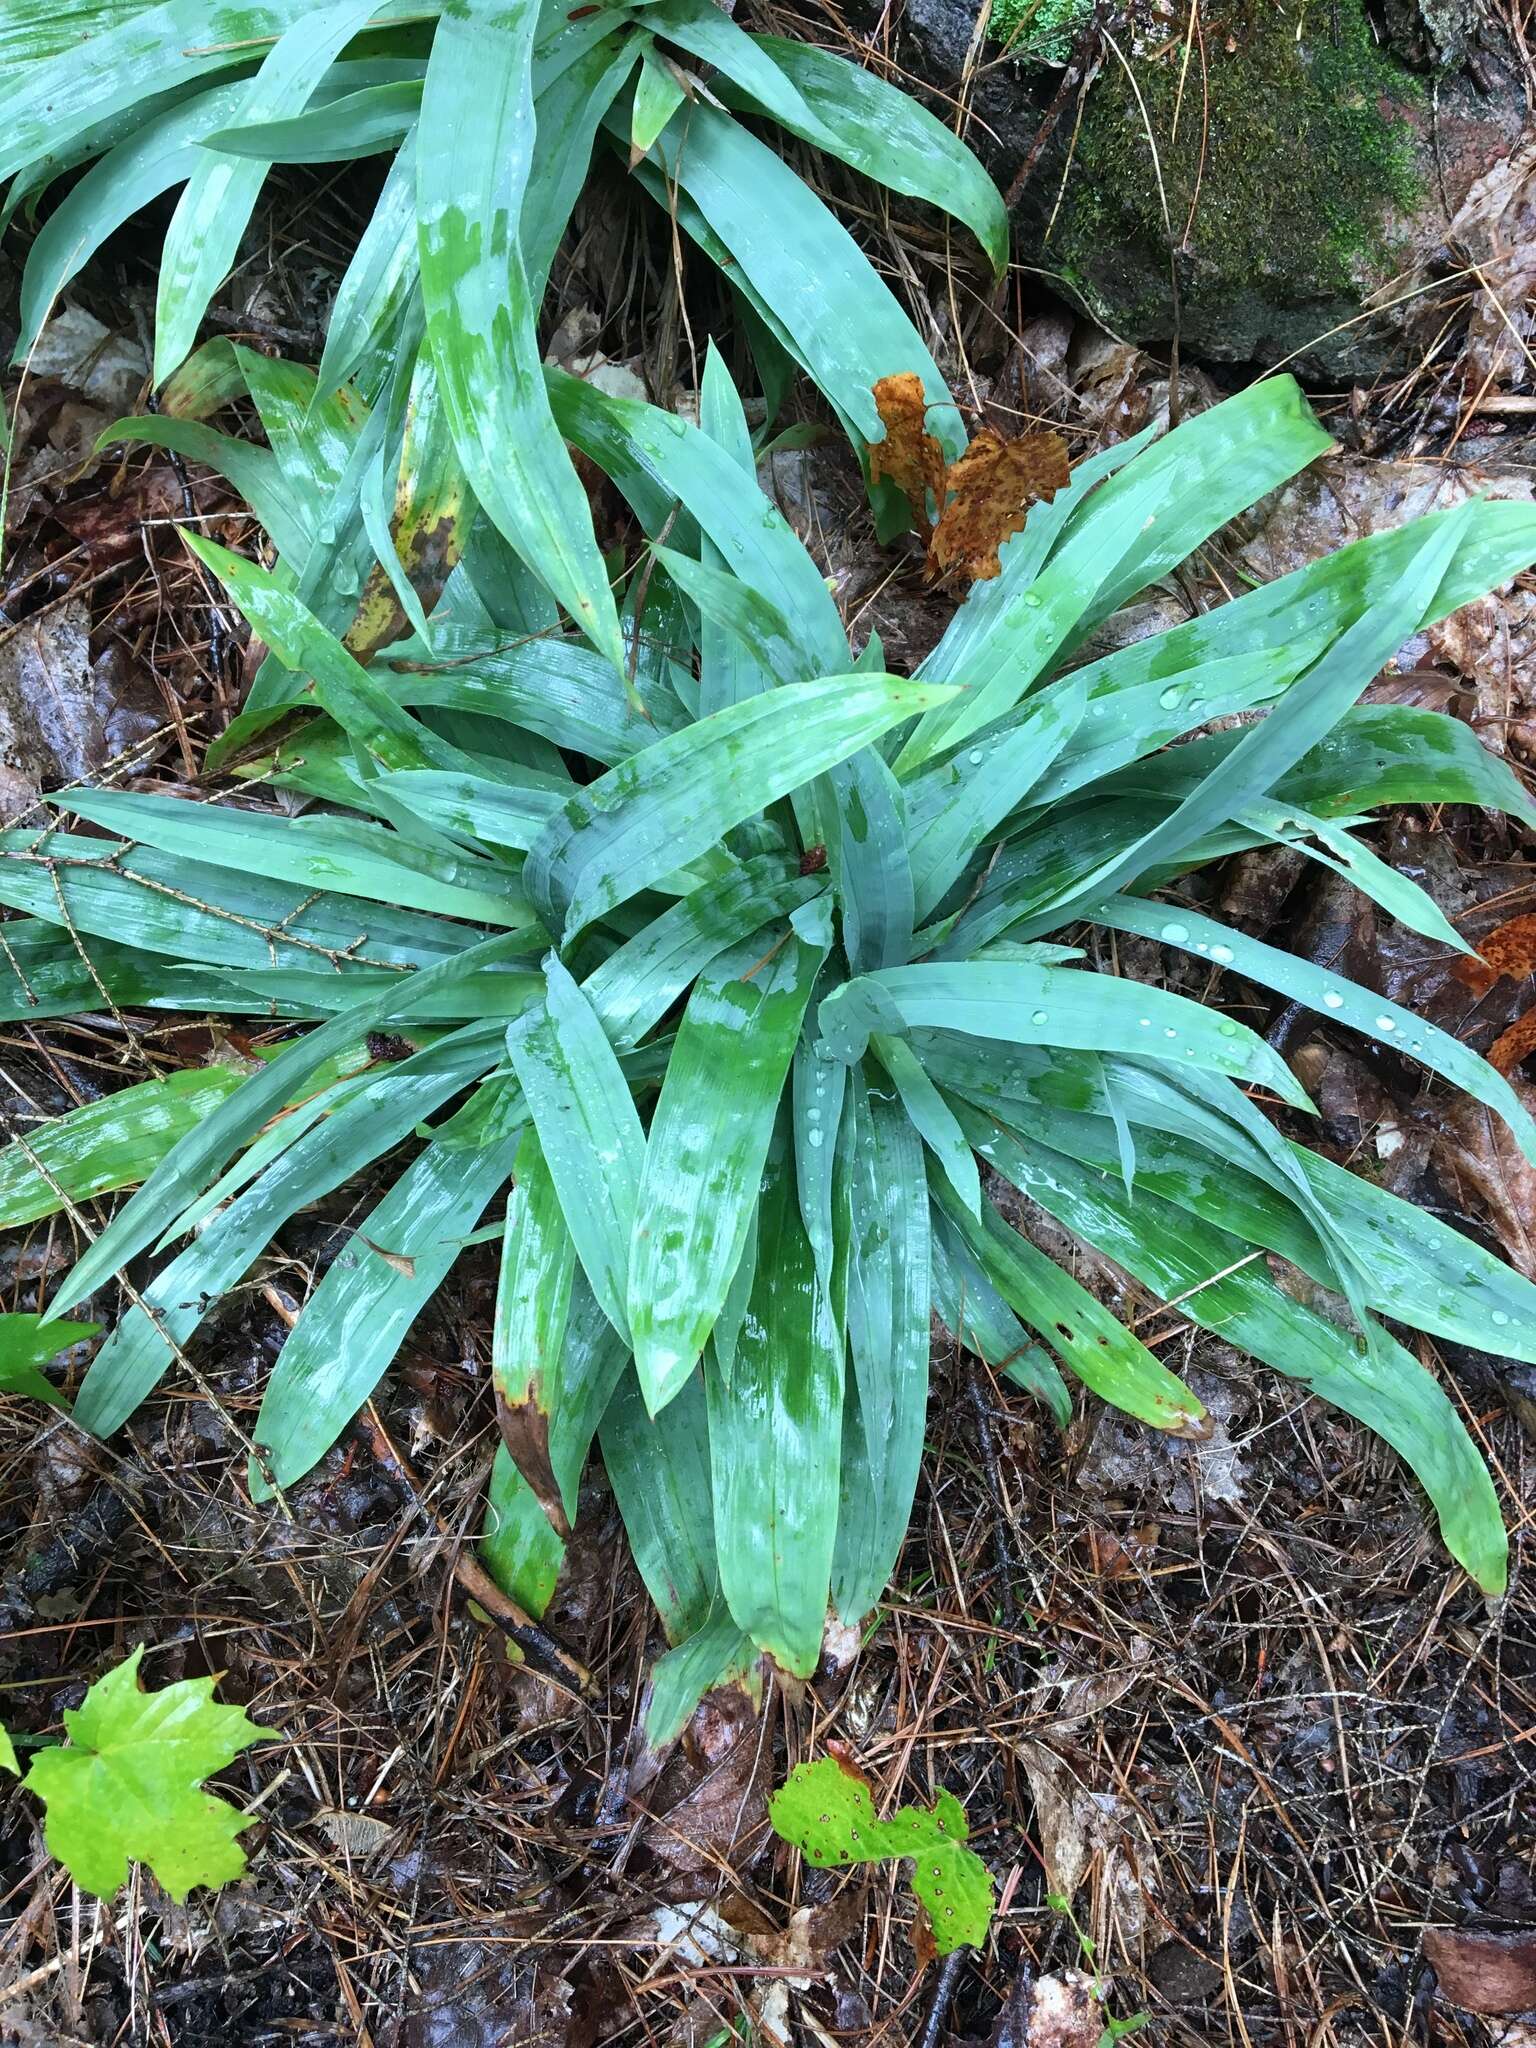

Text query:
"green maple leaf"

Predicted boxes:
[[21, 1646, 277, 1901], [769, 1756, 994, 1955], [0, 1313, 100, 1407]]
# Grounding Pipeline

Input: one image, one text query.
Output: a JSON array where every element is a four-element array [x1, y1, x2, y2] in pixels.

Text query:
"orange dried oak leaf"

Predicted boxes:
[[869, 375, 1071, 582], [1488, 1004, 1536, 1076], [870, 373, 947, 536], [929, 427, 1071, 583], [1453, 911, 1536, 997]]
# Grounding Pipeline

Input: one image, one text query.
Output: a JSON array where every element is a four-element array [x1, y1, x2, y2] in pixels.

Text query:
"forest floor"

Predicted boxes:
[[2, 10, 1536, 2045]]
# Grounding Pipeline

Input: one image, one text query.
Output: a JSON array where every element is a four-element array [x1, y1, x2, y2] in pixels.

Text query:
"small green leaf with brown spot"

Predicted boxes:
[[768, 1756, 994, 1954]]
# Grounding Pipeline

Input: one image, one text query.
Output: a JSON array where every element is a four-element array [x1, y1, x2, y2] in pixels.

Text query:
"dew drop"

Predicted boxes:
[[1219, 1020, 1240, 1037], [1158, 684, 1184, 710], [1138, 1017, 1152, 1029], [1492, 1309, 1511, 1327], [806, 1127, 824, 1149], [967, 748, 985, 765], [1163, 1026, 1178, 1039], [1160, 921, 1191, 943], [1322, 990, 1344, 1010], [1029, 1008, 1049, 1026], [1210, 943, 1235, 964], [1023, 591, 1043, 608], [1375, 1015, 1397, 1033], [1409, 1039, 1423, 1053]]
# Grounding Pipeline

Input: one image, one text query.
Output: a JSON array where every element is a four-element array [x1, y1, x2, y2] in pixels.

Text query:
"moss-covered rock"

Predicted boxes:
[[1048, 1, 1431, 375], [839, 0, 1528, 378]]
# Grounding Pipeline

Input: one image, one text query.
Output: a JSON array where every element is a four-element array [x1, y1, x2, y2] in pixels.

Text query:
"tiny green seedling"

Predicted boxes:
[[769, 1755, 994, 1955], [1047, 1890, 1149, 2046]]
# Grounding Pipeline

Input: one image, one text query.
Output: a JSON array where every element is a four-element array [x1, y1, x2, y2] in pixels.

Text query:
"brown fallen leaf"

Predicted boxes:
[[929, 427, 1071, 583], [1432, 1088, 1536, 1283], [870, 372, 947, 536], [869, 374, 1070, 583], [1454, 912, 1536, 997], [1424, 1925, 1536, 2015], [1489, 1004, 1536, 1077]]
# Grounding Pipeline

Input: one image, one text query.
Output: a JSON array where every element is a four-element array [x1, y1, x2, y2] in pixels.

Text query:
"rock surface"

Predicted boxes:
[[840, 0, 1534, 378]]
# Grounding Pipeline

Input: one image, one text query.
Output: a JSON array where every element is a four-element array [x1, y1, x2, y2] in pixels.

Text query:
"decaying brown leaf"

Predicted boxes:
[[1454, 912, 1536, 997], [1488, 1004, 1536, 1077], [929, 428, 1071, 583], [870, 372, 946, 535], [870, 375, 1070, 583], [1432, 1088, 1536, 1282], [1424, 1925, 1536, 2015]]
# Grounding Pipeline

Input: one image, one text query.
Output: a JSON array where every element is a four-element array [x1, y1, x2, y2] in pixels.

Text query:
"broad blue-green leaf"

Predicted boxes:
[[870, 1033, 978, 1217], [65, 790, 530, 931], [505, 955, 645, 1340], [818, 961, 1310, 1107], [49, 935, 527, 1323], [1, 0, 317, 187], [16, 79, 248, 355], [417, 0, 624, 672], [182, 533, 462, 771], [0, 1065, 246, 1228], [251, 1081, 523, 1492], [696, 344, 772, 717], [629, 898, 832, 1413], [706, 1115, 843, 1675], [599, 1366, 718, 1640], [640, 103, 963, 466], [643, 1610, 761, 1752], [546, 368, 848, 676], [906, 674, 1086, 920], [153, 1, 380, 382], [71, 1026, 505, 1434], [1089, 894, 1536, 1164], [482, 1445, 564, 1618], [710, 30, 1008, 273], [822, 748, 914, 974], [1236, 799, 1474, 954], [969, 1113, 1506, 1594], [1043, 504, 1476, 925], [315, 127, 419, 399], [831, 1067, 930, 1620], [928, 1206, 1071, 1425], [493, 1124, 578, 1523], [525, 673, 954, 945], [582, 857, 824, 1049], [629, 34, 686, 156], [203, 76, 422, 159]]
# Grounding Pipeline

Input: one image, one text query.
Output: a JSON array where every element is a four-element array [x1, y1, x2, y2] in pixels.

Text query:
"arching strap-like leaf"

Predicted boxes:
[[153, 0, 381, 382], [524, 673, 954, 945], [417, 0, 624, 674], [629, 900, 831, 1416], [831, 1067, 931, 1622], [970, 1112, 1507, 1595], [717, 31, 1009, 275], [1088, 894, 1536, 1165], [706, 1115, 843, 1676], [931, 1162, 1206, 1437], [817, 960, 1310, 1108], [505, 955, 645, 1341], [250, 1080, 523, 1493]]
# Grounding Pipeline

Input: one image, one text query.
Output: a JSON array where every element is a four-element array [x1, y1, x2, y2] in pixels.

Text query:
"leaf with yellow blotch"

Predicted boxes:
[[928, 426, 1071, 582], [870, 373, 947, 536]]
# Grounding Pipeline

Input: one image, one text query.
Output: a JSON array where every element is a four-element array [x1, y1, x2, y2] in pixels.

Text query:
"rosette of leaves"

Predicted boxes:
[[5, 364, 1536, 1747], [4, 0, 1004, 695]]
